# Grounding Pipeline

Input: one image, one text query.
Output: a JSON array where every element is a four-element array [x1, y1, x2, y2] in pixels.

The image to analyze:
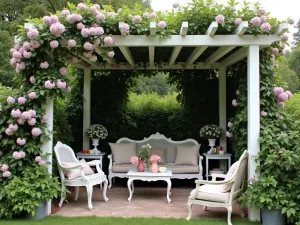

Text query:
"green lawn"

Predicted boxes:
[[0, 216, 260, 225]]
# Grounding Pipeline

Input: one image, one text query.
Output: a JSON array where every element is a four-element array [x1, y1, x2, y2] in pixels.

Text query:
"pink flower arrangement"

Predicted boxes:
[[235, 18, 242, 25], [132, 16, 142, 24], [120, 23, 130, 34], [107, 51, 115, 58], [17, 138, 26, 146], [250, 17, 261, 26], [5, 128, 14, 135], [173, 2, 179, 8], [150, 154, 161, 163], [130, 156, 139, 165], [59, 67, 68, 75], [11, 109, 21, 118], [158, 21, 167, 29], [28, 118, 36, 126], [50, 22, 65, 37], [50, 40, 59, 48], [7, 96, 15, 104], [10, 58, 17, 67], [16, 62, 25, 72], [21, 111, 31, 120], [150, 12, 157, 18], [232, 99, 238, 107], [32, 127, 42, 136], [27, 28, 39, 39], [28, 92, 37, 99], [104, 36, 114, 46], [23, 42, 31, 50], [227, 121, 233, 127], [77, 22, 85, 30], [40, 61, 49, 69], [261, 23, 271, 32], [49, 15, 59, 24], [215, 15, 225, 24], [17, 97, 26, 105], [2, 171, 11, 177], [261, 111, 268, 117], [44, 80, 55, 89], [66, 14, 82, 24], [259, 8, 266, 15], [42, 115, 48, 122], [1, 164, 9, 172], [31, 40, 41, 49], [30, 76, 36, 84], [226, 131, 232, 138]]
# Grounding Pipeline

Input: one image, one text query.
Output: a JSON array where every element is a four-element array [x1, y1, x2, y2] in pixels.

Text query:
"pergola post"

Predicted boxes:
[[218, 67, 227, 151], [83, 68, 92, 150], [247, 45, 261, 221], [41, 97, 54, 215]]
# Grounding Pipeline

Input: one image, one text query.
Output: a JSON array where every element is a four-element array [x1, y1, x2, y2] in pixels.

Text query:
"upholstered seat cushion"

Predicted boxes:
[[166, 164, 199, 174], [109, 143, 137, 165], [190, 184, 230, 203], [62, 159, 94, 180], [112, 164, 136, 173]]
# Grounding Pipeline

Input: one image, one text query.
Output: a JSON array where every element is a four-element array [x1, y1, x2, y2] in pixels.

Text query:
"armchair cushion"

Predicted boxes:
[[109, 143, 136, 165], [150, 148, 166, 164], [175, 144, 200, 165], [190, 184, 230, 203], [62, 159, 94, 180], [221, 161, 238, 192]]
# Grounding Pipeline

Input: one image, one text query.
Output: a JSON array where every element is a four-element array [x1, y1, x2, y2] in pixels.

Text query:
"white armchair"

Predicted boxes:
[[186, 150, 248, 225], [54, 142, 109, 210]]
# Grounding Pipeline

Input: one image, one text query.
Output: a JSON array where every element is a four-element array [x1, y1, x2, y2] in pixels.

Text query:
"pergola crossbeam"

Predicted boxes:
[[219, 47, 248, 67], [149, 46, 155, 66], [186, 47, 207, 64], [169, 47, 182, 65], [233, 21, 248, 35], [77, 54, 99, 68], [276, 23, 289, 35], [205, 22, 218, 35], [150, 22, 156, 35], [204, 46, 235, 65], [94, 47, 116, 64], [119, 46, 135, 66]]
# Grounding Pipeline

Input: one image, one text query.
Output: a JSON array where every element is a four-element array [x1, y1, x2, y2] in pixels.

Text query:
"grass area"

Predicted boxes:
[[0, 216, 260, 225]]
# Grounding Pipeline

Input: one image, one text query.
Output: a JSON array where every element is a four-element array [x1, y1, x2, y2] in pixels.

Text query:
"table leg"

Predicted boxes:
[[127, 178, 134, 202], [206, 157, 208, 180], [166, 179, 172, 204]]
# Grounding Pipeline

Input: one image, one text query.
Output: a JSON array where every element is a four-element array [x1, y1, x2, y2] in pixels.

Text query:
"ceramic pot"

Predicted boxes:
[[92, 138, 100, 154], [27, 201, 47, 220], [137, 159, 145, 172], [150, 162, 159, 173], [261, 208, 285, 225], [208, 139, 216, 147]]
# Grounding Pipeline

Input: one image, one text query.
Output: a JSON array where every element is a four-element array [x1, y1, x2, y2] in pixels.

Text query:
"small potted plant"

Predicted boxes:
[[130, 144, 151, 172], [200, 124, 223, 153], [85, 124, 108, 154]]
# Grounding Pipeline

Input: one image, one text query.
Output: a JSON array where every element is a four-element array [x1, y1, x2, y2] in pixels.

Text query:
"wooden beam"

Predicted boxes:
[[276, 23, 289, 35], [205, 22, 218, 35], [89, 62, 221, 70], [77, 54, 99, 68], [180, 22, 188, 36], [149, 46, 155, 66], [107, 35, 281, 47], [94, 47, 116, 64], [169, 47, 182, 65], [204, 46, 235, 65], [186, 47, 207, 64], [150, 22, 156, 35], [119, 46, 135, 66], [219, 47, 248, 67], [233, 21, 248, 35]]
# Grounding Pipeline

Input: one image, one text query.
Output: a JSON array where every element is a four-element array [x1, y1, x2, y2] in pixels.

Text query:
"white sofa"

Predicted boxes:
[[108, 132, 203, 188]]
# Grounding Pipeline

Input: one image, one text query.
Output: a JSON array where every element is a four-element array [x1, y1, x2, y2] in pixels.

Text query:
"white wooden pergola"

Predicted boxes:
[[40, 21, 288, 220]]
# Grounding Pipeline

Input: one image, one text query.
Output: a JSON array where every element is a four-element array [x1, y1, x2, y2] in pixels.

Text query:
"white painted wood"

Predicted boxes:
[[149, 46, 155, 66], [186, 47, 208, 64], [219, 67, 227, 152], [119, 46, 135, 66], [275, 23, 289, 35], [77, 54, 99, 67], [94, 47, 116, 64], [150, 22, 156, 35], [88, 62, 221, 70], [205, 46, 235, 64], [119, 22, 128, 35], [233, 21, 248, 35], [203, 153, 231, 180], [180, 22, 188, 35], [41, 97, 54, 215], [247, 45, 261, 222], [169, 47, 182, 65], [24, 23, 35, 30], [219, 47, 248, 67], [109, 35, 281, 47], [83, 69, 91, 150], [205, 22, 218, 35]]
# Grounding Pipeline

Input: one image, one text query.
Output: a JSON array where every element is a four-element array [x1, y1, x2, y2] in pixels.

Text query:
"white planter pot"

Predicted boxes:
[[91, 138, 101, 154], [208, 139, 216, 147]]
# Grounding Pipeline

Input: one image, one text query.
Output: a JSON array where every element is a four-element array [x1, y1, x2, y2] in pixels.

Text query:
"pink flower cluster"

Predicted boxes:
[[50, 22, 66, 37], [18, 97, 26, 105], [130, 156, 139, 165], [40, 61, 49, 69], [43, 15, 59, 25], [7, 96, 15, 104], [28, 92, 37, 99], [226, 131, 232, 138], [68, 39, 77, 48], [57, 79, 67, 89], [5, 124, 18, 136], [132, 16, 142, 24], [66, 14, 83, 24], [32, 128, 42, 137], [287, 17, 295, 25], [27, 28, 39, 40], [50, 40, 59, 48], [261, 111, 268, 117], [143, 12, 149, 18], [150, 154, 161, 163], [30, 76, 36, 84], [250, 17, 261, 26], [77, 3, 88, 11], [150, 12, 157, 18], [35, 156, 46, 166], [12, 151, 26, 159], [81, 27, 104, 37], [107, 51, 115, 58], [274, 87, 292, 107], [232, 99, 238, 107], [44, 80, 55, 89], [215, 15, 225, 24], [261, 23, 271, 32], [120, 23, 130, 34], [59, 67, 68, 75], [158, 21, 167, 29], [1, 164, 11, 178], [235, 18, 242, 25], [104, 36, 114, 46]]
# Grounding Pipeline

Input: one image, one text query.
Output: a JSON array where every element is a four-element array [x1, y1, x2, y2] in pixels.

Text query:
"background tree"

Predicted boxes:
[[278, 56, 300, 93], [293, 19, 300, 47], [288, 47, 300, 80]]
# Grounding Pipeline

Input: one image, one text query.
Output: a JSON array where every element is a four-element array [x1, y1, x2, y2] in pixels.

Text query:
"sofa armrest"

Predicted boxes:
[[108, 154, 113, 175]]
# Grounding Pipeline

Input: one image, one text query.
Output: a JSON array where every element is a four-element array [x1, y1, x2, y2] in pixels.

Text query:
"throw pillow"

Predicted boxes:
[[150, 148, 166, 164], [221, 161, 238, 193], [62, 159, 94, 180], [109, 142, 137, 165], [175, 144, 201, 165]]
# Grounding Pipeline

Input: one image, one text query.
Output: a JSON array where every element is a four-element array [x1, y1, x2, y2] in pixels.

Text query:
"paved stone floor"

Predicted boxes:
[[54, 181, 243, 219]]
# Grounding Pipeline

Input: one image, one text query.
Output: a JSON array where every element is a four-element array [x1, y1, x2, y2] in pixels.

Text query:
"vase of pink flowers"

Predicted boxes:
[[130, 156, 145, 172], [150, 154, 161, 173]]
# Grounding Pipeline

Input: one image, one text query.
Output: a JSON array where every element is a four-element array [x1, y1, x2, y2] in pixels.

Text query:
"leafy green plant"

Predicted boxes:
[[137, 144, 151, 161]]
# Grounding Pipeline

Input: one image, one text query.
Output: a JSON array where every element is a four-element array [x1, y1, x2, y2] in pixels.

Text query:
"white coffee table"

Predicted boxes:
[[126, 169, 172, 203]]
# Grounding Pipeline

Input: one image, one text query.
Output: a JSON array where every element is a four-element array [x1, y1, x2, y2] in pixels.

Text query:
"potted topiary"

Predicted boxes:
[[85, 124, 108, 154], [200, 124, 223, 153], [4, 160, 61, 219]]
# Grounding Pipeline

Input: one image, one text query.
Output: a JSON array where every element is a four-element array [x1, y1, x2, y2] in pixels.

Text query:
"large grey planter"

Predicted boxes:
[[27, 202, 47, 220], [261, 208, 285, 225]]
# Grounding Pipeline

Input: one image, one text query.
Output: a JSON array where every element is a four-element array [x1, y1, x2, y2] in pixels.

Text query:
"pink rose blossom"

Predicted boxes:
[[68, 39, 77, 48], [158, 21, 167, 29], [120, 23, 130, 34], [261, 23, 271, 32], [13, 51, 22, 59], [143, 12, 149, 18], [227, 122, 233, 128], [31, 40, 41, 49], [28, 118, 36, 126], [28, 92, 37, 99], [28, 109, 36, 117], [23, 51, 32, 59], [96, 13, 105, 21], [104, 36, 114, 46], [226, 131, 232, 138], [1, 164, 8, 172], [17, 118, 25, 125], [278, 92, 289, 102], [77, 22, 85, 30], [235, 18, 242, 25], [232, 99, 238, 107], [274, 87, 284, 96], [272, 48, 279, 55], [81, 28, 90, 37], [17, 97, 26, 105], [215, 15, 225, 24], [11, 109, 21, 118], [43, 16, 51, 25], [5, 128, 14, 136], [130, 156, 139, 165], [10, 58, 17, 67], [287, 17, 295, 25], [95, 27, 104, 35], [13, 151, 22, 159], [150, 12, 157, 18], [84, 42, 94, 51], [132, 15, 142, 24], [89, 55, 97, 62], [8, 124, 18, 131], [30, 76, 36, 84], [249, 176, 256, 184], [50, 40, 59, 48], [17, 138, 26, 146], [23, 42, 31, 50], [259, 8, 266, 15], [285, 90, 293, 99], [2, 171, 11, 177], [40, 61, 49, 69], [61, 9, 70, 16], [50, 22, 65, 37], [49, 15, 58, 24], [19, 151, 26, 158], [35, 156, 42, 162], [91, 4, 100, 14], [27, 28, 39, 39], [59, 67, 68, 75], [91, 22, 99, 27], [279, 49, 286, 56], [42, 115, 48, 122], [107, 51, 115, 58], [7, 96, 15, 104], [44, 80, 55, 89], [77, 3, 88, 11], [251, 17, 261, 26], [32, 127, 42, 136], [38, 160, 46, 166], [22, 111, 31, 120], [16, 62, 25, 72], [57, 79, 67, 89], [281, 34, 289, 42], [261, 111, 268, 117], [260, 16, 267, 23], [150, 154, 161, 162]]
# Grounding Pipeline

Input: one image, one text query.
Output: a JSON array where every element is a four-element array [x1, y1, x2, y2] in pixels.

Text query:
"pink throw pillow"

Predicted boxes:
[[62, 159, 94, 180]]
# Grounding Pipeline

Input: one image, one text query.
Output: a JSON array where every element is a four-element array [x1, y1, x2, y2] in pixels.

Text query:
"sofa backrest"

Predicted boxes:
[[116, 132, 199, 163]]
